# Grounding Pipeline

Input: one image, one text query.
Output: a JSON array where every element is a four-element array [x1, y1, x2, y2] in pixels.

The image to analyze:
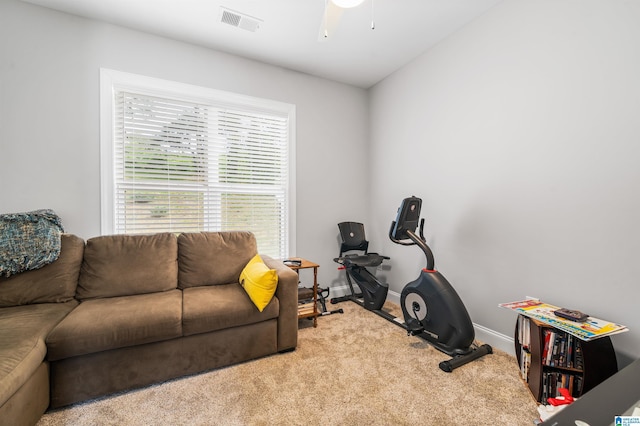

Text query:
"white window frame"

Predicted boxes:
[[99, 68, 296, 257]]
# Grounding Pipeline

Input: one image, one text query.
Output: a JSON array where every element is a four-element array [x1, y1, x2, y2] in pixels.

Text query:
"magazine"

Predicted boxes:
[[499, 299, 628, 341]]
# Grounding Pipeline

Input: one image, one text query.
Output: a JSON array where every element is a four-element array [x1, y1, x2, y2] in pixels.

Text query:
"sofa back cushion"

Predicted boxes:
[[76, 233, 178, 300], [0, 234, 84, 307], [178, 232, 257, 289]]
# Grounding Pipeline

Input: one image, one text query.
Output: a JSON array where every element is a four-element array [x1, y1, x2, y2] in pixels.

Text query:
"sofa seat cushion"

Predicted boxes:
[[76, 233, 178, 300], [182, 283, 279, 336], [46, 290, 182, 361], [0, 301, 78, 406]]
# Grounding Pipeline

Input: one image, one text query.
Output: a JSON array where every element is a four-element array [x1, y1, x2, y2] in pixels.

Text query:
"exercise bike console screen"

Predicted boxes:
[[391, 196, 422, 240]]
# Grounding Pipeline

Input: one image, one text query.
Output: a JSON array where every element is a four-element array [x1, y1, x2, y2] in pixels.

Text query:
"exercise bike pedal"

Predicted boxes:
[[405, 319, 424, 336]]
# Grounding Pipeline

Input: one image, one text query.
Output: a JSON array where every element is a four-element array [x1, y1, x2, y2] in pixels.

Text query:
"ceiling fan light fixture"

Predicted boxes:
[[331, 0, 366, 9]]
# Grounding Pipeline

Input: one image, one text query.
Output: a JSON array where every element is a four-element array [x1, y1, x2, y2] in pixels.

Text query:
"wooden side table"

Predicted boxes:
[[285, 258, 319, 327]]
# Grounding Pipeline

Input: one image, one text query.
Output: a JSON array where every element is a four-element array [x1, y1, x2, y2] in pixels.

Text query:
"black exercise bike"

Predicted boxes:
[[332, 196, 492, 372]]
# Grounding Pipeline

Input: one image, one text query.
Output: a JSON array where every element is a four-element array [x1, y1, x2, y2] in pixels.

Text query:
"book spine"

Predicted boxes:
[[567, 335, 574, 368], [574, 343, 584, 370], [544, 330, 556, 366], [542, 329, 551, 366]]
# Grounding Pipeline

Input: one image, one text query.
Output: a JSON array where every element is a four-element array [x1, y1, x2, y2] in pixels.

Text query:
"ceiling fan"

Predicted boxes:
[[318, 0, 373, 41]]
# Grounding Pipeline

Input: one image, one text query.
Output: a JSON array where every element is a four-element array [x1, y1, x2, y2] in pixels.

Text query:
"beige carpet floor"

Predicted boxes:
[[37, 301, 539, 425]]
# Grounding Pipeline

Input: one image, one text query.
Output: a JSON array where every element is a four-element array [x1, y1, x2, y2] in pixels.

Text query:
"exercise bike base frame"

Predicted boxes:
[[330, 296, 492, 372]]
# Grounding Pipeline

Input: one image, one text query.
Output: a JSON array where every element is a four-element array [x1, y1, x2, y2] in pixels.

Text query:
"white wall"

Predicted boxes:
[[0, 0, 369, 286], [369, 0, 640, 362]]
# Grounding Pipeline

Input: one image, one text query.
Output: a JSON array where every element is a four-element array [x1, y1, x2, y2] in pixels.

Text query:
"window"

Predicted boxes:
[[100, 69, 296, 258]]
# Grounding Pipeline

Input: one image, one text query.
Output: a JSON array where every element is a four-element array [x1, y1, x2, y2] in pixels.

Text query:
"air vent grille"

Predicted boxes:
[[221, 10, 241, 27], [220, 7, 262, 32]]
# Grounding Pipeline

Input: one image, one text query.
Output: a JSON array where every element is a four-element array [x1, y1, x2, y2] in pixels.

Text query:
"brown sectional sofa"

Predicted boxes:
[[0, 231, 299, 426]]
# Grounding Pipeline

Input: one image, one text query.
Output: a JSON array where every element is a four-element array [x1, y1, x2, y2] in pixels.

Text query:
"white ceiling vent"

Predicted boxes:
[[220, 7, 262, 32]]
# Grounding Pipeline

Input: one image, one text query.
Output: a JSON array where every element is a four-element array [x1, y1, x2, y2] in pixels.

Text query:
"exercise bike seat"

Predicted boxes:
[[336, 222, 389, 268], [334, 253, 388, 268], [333, 222, 390, 311]]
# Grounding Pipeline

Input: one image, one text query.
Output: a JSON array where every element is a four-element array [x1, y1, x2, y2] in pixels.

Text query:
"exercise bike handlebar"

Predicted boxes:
[[389, 221, 412, 246], [389, 218, 436, 271], [406, 229, 435, 271]]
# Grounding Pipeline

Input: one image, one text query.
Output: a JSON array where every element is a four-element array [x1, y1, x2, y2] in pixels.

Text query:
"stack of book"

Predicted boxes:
[[540, 328, 584, 398], [541, 328, 583, 369], [541, 370, 583, 400], [499, 299, 627, 341]]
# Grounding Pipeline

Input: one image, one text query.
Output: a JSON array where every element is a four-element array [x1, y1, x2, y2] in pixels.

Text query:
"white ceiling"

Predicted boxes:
[[20, 0, 502, 88]]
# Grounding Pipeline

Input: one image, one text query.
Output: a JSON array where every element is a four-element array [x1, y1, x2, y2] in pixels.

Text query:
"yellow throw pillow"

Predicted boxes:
[[239, 254, 278, 312]]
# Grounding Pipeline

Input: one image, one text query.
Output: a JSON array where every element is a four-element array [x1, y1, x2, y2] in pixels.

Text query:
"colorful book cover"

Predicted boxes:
[[499, 299, 628, 341]]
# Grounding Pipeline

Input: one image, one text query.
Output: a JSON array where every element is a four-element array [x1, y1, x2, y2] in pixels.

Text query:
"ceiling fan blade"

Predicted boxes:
[[318, 1, 344, 41]]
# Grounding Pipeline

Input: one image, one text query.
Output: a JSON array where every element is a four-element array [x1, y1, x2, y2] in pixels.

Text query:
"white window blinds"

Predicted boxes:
[[102, 70, 294, 259]]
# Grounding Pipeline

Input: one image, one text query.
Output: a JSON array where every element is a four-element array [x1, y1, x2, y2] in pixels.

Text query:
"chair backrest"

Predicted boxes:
[[338, 222, 369, 256]]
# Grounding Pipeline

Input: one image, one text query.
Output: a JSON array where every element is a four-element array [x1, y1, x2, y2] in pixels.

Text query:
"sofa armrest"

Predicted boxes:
[[262, 256, 298, 352]]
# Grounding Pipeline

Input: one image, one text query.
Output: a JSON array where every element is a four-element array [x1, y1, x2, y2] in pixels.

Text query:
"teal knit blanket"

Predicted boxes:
[[0, 209, 64, 277]]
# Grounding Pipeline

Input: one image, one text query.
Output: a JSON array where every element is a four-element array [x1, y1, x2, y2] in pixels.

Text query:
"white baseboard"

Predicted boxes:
[[326, 285, 515, 355], [473, 323, 515, 355]]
